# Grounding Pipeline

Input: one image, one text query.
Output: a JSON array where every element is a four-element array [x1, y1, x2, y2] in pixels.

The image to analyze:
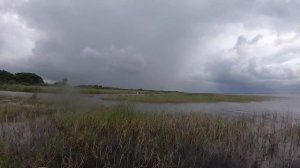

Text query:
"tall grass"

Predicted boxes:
[[0, 98, 300, 167]]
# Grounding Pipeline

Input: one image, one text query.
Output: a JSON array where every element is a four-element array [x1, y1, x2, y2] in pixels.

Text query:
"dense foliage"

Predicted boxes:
[[15, 73, 44, 85], [0, 70, 15, 83], [0, 70, 44, 85]]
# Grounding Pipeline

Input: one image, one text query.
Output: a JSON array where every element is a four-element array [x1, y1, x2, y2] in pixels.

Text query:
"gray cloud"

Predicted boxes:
[[1, 0, 300, 92]]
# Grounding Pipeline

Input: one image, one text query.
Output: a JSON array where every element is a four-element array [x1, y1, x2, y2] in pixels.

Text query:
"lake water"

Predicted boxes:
[[1, 91, 300, 115]]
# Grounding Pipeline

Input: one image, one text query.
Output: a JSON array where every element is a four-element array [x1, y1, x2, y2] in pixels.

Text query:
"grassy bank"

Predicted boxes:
[[103, 93, 272, 103], [0, 84, 159, 94], [0, 84, 180, 95], [0, 97, 299, 167], [0, 84, 272, 103]]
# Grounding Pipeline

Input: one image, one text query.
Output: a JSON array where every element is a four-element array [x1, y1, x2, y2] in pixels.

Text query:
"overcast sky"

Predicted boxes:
[[1, 0, 300, 93]]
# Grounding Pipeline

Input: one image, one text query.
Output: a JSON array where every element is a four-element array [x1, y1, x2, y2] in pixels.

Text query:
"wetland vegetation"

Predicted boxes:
[[0, 70, 297, 168], [0, 84, 181, 95], [103, 93, 272, 103], [0, 95, 300, 167]]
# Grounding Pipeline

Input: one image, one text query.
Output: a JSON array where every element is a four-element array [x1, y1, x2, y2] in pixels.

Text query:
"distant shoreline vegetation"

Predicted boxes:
[[0, 70, 272, 103], [0, 83, 181, 95], [0, 70, 181, 94]]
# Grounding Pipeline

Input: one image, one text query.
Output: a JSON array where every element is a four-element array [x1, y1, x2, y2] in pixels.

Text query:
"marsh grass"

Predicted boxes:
[[0, 84, 177, 95], [0, 98, 300, 167], [103, 93, 272, 103]]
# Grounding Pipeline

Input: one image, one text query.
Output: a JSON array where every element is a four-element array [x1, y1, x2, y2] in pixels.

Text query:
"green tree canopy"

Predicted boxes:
[[15, 73, 44, 85], [0, 70, 16, 83]]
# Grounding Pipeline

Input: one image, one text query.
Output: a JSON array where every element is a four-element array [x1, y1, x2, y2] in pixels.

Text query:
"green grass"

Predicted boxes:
[[0, 84, 139, 94], [0, 84, 271, 103], [103, 93, 272, 103], [0, 84, 70, 93], [0, 84, 179, 95], [79, 87, 141, 94], [0, 97, 299, 167]]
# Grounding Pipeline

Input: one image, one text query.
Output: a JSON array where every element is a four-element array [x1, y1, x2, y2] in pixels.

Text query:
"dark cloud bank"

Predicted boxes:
[[1, 0, 300, 93]]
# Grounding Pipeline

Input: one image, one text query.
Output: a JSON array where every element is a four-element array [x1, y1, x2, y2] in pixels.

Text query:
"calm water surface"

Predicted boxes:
[[1, 91, 300, 115]]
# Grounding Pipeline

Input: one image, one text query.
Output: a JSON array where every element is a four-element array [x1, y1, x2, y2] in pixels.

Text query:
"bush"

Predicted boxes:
[[15, 73, 44, 85], [0, 70, 16, 84]]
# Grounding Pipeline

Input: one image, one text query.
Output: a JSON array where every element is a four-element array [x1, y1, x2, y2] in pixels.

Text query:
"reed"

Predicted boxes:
[[0, 98, 299, 167]]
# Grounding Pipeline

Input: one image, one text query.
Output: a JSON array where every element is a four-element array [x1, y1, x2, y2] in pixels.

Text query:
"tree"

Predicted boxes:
[[0, 70, 16, 84], [15, 73, 44, 85]]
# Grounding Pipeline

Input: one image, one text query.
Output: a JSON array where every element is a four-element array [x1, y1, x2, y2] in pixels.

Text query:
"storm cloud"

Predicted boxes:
[[1, 0, 300, 92]]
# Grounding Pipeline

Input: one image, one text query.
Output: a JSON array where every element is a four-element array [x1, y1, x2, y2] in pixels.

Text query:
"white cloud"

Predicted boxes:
[[0, 0, 41, 67], [183, 23, 300, 91]]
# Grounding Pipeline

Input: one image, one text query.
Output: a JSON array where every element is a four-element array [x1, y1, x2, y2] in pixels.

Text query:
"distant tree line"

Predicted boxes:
[[53, 78, 69, 86], [76, 85, 105, 89], [0, 70, 44, 85]]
